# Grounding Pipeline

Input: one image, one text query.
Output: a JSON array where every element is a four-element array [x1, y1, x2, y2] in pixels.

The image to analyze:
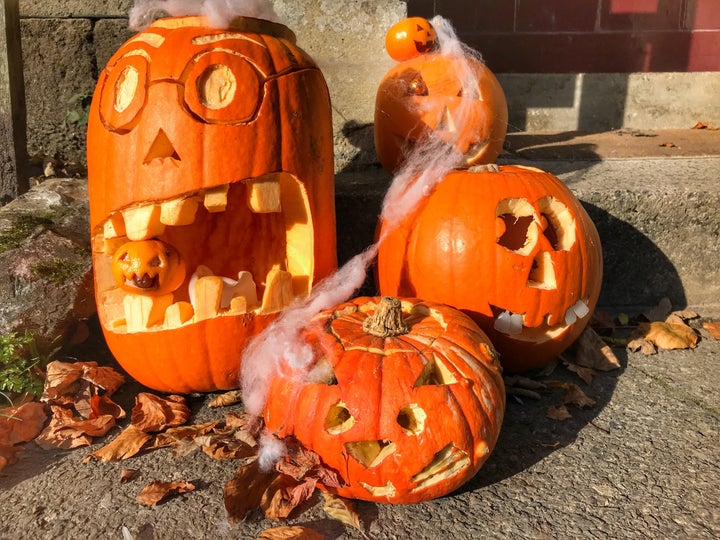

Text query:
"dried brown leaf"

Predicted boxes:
[[201, 435, 256, 460], [136, 480, 195, 506], [642, 297, 673, 322], [703, 321, 720, 340], [224, 460, 277, 524], [665, 310, 699, 325], [225, 412, 264, 437], [81, 365, 125, 396], [659, 142, 677, 148], [151, 421, 219, 449], [322, 492, 364, 537], [547, 405, 572, 421], [42, 361, 85, 400], [568, 326, 621, 371], [120, 469, 138, 483], [83, 425, 152, 462], [131, 393, 190, 432], [261, 475, 317, 521], [256, 526, 325, 540], [692, 121, 717, 130], [0, 401, 48, 445], [629, 322, 698, 353], [563, 383, 597, 409], [35, 406, 116, 449], [565, 363, 596, 385], [209, 390, 243, 408], [0, 444, 20, 470]]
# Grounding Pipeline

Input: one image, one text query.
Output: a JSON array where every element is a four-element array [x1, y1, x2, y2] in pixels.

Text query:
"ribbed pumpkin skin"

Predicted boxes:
[[376, 166, 603, 373], [374, 52, 507, 173], [87, 16, 336, 392], [264, 296, 505, 504]]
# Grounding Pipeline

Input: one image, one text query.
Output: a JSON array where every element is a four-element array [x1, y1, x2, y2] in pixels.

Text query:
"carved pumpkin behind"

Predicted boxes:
[[376, 165, 603, 372], [87, 16, 336, 392], [375, 19, 508, 173]]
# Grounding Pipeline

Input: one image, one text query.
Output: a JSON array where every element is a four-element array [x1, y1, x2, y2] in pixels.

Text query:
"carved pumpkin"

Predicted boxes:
[[87, 16, 336, 393], [111, 239, 186, 296], [264, 296, 505, 504], [385, 17, 438, 62], [376, 165, 603, 373], [374, 18, 508, 172]]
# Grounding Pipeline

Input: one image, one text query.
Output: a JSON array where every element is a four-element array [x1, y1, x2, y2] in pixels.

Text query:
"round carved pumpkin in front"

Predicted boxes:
[[264, 296, 505, 504], [376, 165, 604, 373], [87, 16, 336, 392]]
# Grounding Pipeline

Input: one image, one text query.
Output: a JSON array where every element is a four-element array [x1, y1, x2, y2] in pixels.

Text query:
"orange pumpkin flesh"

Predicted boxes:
[[374, 49, 508, 173], [376, 165, 603, 373], [87, 16, 336, 393], [264, 296, 505, 504]]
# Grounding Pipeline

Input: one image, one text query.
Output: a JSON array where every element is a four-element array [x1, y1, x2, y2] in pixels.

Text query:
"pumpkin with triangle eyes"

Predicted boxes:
[[87, 16, 336, 393], [374, 17, 507, 172], [264, 296, 505, 504], [385, 16, 438, 61], [376, 165, 603, 373]]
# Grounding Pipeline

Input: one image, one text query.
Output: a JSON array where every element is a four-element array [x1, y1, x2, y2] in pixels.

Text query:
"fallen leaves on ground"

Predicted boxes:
[[131, 393, 190, 432], [256, 525, 325, 540], [209, 390, 243, 408], [546, 405, 572, 421], [136, 480, 195, 506], [627, 321, 698, 354], [83, 425, 152, 462], [703, 321, 720, 340], [691, 121, 718, 130], [565, 326, 621, 372], [322, 492, 367, 538], [0, 401, 48, 470]]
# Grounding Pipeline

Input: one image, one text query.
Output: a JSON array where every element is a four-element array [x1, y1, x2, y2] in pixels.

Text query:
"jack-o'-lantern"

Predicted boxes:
[[87, 16, 336, 393], [385, 17, 438, 62], [376, 165, 603, 373], [374, 18, 507, 172], [111, 239, 186, 296], [264, 296, 505, 504]]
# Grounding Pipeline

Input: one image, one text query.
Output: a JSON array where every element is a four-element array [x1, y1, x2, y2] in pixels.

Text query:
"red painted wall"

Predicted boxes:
[[406, 0, 720, 73]]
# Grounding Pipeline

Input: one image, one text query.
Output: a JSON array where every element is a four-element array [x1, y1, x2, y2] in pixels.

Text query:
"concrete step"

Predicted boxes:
[[335, 130, 720, 316]]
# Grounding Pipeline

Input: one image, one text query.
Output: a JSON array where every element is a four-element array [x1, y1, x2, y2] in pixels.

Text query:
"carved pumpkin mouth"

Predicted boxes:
[[91, 171, 313, 334], [490, 300, 591, 343]]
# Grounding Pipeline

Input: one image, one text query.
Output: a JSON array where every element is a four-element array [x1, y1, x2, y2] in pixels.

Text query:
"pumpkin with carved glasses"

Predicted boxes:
[[374, 17, 507, 173], [376, 165, 603, 373], [87, 16, 336, 393], [264, 296, 505, 504]]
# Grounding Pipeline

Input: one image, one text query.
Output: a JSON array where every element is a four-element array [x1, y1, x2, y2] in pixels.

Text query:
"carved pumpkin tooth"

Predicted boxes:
[[247, 174, 282, 213], [572, 300, 590, 319], [192, 275, 224, 321], [494, 310, 523, 335], [103, 213, 126, 239], [121, 204, 165, 241], [123, 293, 173, 332], [164, 301, 194, 328], [160, 196, 200, 226], [203, 185, 229, 213], [261, 268, 294, 313], [226, 271, 258, 310]]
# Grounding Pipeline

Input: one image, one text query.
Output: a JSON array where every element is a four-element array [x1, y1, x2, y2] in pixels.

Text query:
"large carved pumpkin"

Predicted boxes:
[[87, 16, 336, 393], [264, 296, 505, 504], [376, 165, 603, 373], [374, 17, 507, 173]]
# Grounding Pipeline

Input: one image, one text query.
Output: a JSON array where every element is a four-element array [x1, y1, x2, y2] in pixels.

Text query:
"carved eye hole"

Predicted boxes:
[[537, 196, 576, 251], [149, 256, 162, 268], [495, 198, 539, 256], [197, 64, 237, 110], [457, 85, 479, 99], [408, 75, 429, 96], [115, 66, 139, 112]]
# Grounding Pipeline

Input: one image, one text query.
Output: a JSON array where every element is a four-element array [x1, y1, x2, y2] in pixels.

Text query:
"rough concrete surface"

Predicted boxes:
[[0, 324, 718, 539]]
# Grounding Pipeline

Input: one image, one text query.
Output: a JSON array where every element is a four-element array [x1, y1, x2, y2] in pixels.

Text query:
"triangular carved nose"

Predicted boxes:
[[143, 129, 181, 165], [436, 107, 456, 133]]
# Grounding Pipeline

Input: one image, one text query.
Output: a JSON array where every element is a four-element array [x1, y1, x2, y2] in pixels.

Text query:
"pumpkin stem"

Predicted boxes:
[[363, 297, 410, 338]]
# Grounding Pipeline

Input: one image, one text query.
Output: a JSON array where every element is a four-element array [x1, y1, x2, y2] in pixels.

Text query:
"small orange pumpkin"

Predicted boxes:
[[385, 17, 438, 61], [87, 16, 336, 392], [111, 239, 186, 296], [376, 165, 603, 373], [264, 296, 505, 504], [375, 18, 508, 172]]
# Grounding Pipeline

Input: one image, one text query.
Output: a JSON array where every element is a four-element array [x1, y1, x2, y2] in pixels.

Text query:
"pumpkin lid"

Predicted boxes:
[[150, 15, 296, 43]]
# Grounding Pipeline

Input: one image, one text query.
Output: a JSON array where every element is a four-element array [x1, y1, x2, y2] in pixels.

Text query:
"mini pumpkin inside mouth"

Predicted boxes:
[[91, 171, 313, 335]]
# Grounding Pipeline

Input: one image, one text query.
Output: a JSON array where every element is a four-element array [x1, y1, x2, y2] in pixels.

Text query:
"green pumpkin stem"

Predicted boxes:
[[362, 297, 410, 338]]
